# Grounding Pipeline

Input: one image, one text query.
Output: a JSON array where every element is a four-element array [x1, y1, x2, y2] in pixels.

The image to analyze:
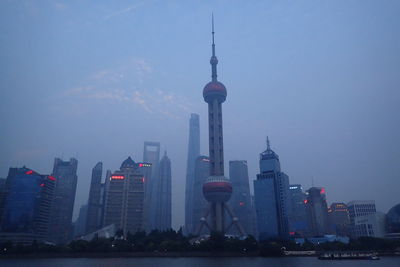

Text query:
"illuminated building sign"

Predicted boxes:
[[111, 175, 125, 180], [138, 163, 151, 167], [48, 176, 56, 181], [26, 170, 34, 175], [320, 188, 326, 194]]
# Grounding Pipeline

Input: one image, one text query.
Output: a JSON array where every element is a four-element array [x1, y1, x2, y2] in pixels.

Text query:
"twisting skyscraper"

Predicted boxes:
[[197, 17, 244, 235], [185, 113, 200, 234]]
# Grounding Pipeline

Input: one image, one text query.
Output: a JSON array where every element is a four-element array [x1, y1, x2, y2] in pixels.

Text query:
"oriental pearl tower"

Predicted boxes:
[[197, 16, 245, 236]]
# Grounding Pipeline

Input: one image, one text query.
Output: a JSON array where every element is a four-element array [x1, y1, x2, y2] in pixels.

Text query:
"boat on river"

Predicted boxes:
[[318, 251, 380, 260]]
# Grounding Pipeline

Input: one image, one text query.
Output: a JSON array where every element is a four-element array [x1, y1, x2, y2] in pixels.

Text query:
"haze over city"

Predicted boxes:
[[1, 0, 399, 230]]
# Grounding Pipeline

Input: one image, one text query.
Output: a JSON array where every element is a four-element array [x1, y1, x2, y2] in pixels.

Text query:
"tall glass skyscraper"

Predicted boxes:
[[153, 152, 172, 230], [288, 184, 308, 236], [49, 158, 78, 244], [254, 138, 290, 240], [86, 162, 103, 234], [228, 160, 256, 236], [0, 167, 55, 244], [305, 187, 329, 237], [184, 113, 200, 235]]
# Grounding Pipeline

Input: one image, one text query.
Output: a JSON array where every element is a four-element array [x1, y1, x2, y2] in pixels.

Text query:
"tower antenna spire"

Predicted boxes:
[[267, 136, 271, 151], [210, 13, 218, 81]]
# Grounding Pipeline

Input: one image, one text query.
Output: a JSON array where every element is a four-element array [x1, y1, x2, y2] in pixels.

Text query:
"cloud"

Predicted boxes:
[[104, 2, 145, 20], [64, 59, 193, 119]]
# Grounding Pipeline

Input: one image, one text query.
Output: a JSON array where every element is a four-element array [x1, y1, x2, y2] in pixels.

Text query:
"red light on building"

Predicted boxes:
[[40, 183, 45, 187], [320, 188, 326, 194], [139, 163, 143, 167], [26, 170, 33, 175], [111, 175, 125, 180], [142, 177, 145, 183], [289, 232, 295, 235], [48, 176, 56, 181], [239, 202, 245, 206], [304, 199, 308, 204]]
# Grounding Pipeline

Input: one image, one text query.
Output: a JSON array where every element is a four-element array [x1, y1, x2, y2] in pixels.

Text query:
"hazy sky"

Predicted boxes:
[[1, 0, 399, 229]]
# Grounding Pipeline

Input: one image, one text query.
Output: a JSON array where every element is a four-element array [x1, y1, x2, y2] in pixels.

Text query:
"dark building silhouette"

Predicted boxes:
[[103, 157, 149, 236], [228, 160, 256, 236], [305, 187, 329, 237], [197, 18, 244, 235], [192, 156, 210, 235], [254, 138, 290, 240], [153, 152, 172, 230], [0, 178, 6, 225], [328, 202, 350, 236], [288, 184, 308, 236], [185, 113, 200, 235], [86, 162, 103, 234], [143, 141, 160, 231], [75, 204, 88, 237], [0, 167, 55, 245], [49, 158, 78, 244]]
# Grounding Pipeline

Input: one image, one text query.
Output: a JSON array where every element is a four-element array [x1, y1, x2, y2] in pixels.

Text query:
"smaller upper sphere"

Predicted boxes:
[[203, 81, 227, 103]]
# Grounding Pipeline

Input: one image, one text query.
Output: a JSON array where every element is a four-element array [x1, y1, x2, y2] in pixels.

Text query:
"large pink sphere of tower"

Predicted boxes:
[[202, 176, 232, 203]]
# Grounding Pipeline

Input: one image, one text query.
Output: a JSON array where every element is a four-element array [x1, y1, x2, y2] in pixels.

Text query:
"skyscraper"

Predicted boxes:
[[185, 113, 200, 235], [143, 141, 160, 231], [197, 17, 244, 235], [0, 167, 55, 245], [305, 187, 329, 237], [103, 157, 147, 235], [328, 202, 350, 236], [254, 138, 290, 240], [49, 158, 78, 244], [153, 151, 172, 230], [288, 184, 308, 236], [86, 162, 103, 234], [347, 200, 376, 238], [192, 156, 210, 235], [74, 204, 88, 237], [228, 160, 256, 236]]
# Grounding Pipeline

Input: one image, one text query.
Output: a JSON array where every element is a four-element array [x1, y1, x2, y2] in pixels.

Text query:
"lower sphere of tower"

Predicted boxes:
[[203, 81, 227, 103], [202, 176, 232, 203]]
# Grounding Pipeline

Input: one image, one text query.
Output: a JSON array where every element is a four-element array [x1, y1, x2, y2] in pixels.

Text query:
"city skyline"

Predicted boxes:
[[1, 1, 399, 230]]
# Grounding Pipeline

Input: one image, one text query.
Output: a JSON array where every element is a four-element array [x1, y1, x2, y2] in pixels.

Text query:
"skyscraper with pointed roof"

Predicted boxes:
[[154, 151, 172, 230], [254, 138, 290, 240], [197, 16, 244, 235]]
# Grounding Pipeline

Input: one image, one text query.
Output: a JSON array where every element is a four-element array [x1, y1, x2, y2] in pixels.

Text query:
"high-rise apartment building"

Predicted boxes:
[[49, 158, 78, 244], [328, 202, 350, 236], [254, 138, 290, 240], [86, 162, 103, 234], [0, 167, 55, 244], [305, 187, 329, 237], [228, 160, 256, 236], [192, 156, 210, 235], [288, 184, 308, 236], [153, 152, 172, 230], [103, 157, 148, 235], [185, 113, 200, 235]]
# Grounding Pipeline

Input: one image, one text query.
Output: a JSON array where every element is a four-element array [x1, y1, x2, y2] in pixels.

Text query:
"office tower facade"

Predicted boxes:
[[143, 141, 160, 231], [49, 158, 78, 244], [347, 200, 376, 238], [192, 156, 210, 235], [75, 204, 88, 237], [228, 160, 256, 236], [288, 184, 308, 236], [86, 162, 103, 234], [305, 187, 329, 237], [103, 157, 147, 235], [353, 212, 386, 238], [254, 138, 290, 240], [0, 178, 6, 225], [185, 113, 200, 235], [0, 167, 55, 244], [197, 18, 244, 235], [152, 152, 172, 230], [328, 202, 350, 236]]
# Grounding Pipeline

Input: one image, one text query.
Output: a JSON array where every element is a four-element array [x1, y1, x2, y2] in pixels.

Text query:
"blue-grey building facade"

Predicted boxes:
[[254, 138, 290, 240], [184, 113, 200, 235]]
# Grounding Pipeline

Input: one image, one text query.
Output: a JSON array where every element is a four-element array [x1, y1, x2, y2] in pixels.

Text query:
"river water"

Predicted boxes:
[[0, 257, 399, 267]]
